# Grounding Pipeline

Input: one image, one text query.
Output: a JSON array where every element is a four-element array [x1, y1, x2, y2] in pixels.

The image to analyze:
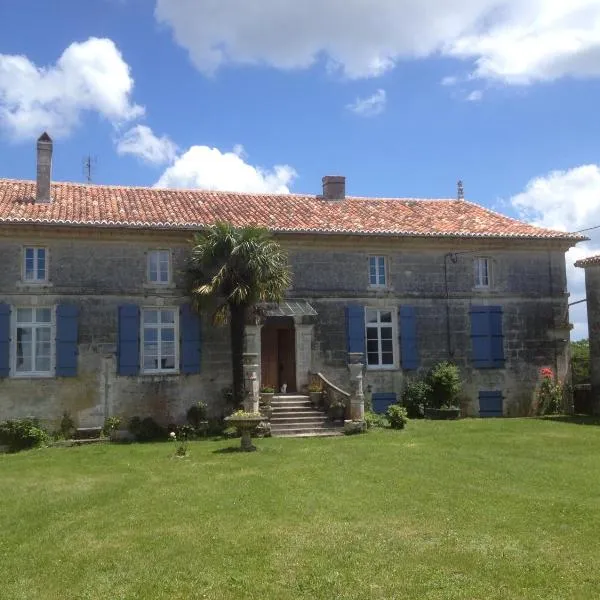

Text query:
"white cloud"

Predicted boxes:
[[155, 0, 600, 85], [510, 165, 600, 340], [116, 125, 178, 165], [441, 76, 459, 86], [155, 145, 297, 193], [347, 89, 387, 117], [466, 90, 483, 102], [0, 37, 143, 140]]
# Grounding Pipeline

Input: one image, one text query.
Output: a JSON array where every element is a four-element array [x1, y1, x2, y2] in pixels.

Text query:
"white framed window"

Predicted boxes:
[[23, 247, 48, 282], [366, 308, 396, 368], [141, 308, 178, 374], [12, 307, 54, 376], [147, 250, 171, 285], [369, 256, 387, 287], [474, 257, 491, 289]]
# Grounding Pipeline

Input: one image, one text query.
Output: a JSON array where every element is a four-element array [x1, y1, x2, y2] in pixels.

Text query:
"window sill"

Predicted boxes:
[[10, 373, 55, 379], [368, 285, 389, 291], [366, 366, 398, 372], [143, 283, 176, 291], [139, 371, 180, 379], [16, 281, 53, 290]]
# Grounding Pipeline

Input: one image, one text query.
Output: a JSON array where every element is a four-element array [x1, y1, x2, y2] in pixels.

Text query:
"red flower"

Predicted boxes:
[[540, 367, 554, 379]]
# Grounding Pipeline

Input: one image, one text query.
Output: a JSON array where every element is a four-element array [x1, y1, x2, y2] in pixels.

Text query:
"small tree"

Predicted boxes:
[[188, 223, 292, 406], [571, 339, 590, 386], [426, 362, 462, 409]]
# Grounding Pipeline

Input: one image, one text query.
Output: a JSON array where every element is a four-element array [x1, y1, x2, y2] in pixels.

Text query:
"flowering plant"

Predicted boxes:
[[537, 367, 563, 415], [169, 430, 188, 457], [540, 367, 554, 379]]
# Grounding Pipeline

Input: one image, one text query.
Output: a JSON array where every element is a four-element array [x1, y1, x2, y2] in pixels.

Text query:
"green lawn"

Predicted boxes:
[[1, 419, 600, 600]]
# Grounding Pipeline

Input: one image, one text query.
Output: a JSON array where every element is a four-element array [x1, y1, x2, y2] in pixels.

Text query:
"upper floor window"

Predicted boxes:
[[474, 257, 490, 289], [366, 308, 395, 368], [369, 256, 387, 287], [147, 250, 171, 285], [23, 247, 48, 282], [141, 308, 178, 373], [13, 307, 53, 375]]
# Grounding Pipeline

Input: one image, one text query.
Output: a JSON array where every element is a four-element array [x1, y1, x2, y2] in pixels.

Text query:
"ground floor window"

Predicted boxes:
[[14, 307, 53, 375], [366, 308, 395, 367], [141, 308, 178, 373]]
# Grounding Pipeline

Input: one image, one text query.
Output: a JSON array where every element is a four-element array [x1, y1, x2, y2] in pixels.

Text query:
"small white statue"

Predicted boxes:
[[280, 383, 287, 394]]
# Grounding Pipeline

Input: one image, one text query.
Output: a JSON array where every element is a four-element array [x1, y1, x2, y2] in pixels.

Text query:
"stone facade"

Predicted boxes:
[[0, 225, 573, 428]]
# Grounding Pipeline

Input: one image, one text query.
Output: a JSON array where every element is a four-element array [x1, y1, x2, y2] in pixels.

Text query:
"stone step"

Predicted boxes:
[[271, 415, 330, 424], [274, 430, 344, 438], [273, 395, 310, 400], [270, 410, 324, 418], [271, 421, 338, 431], [75, 427, 102, 440], [271, 402, 312, 409]]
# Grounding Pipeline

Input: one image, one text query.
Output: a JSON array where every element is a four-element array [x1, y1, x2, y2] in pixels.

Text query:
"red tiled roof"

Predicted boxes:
[[575, 255, 600, 267], [0, 178, 584, 241]]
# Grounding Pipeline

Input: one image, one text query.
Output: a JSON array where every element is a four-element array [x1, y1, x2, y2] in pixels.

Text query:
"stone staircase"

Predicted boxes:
[[270, 394, 343, 437]]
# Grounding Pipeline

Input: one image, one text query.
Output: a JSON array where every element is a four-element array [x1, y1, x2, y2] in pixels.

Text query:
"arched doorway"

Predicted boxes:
[[260, 316, 297, 393]]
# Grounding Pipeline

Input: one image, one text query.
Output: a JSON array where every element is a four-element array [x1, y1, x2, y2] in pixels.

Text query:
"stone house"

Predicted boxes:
[[0, 134, 584, 428]]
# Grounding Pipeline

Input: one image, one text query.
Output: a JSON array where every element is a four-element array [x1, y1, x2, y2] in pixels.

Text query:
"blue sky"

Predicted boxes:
[[1, 0, 600, 338]]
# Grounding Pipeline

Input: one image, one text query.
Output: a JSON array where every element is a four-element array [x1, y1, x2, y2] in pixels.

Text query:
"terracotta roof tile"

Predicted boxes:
[[575, 255, 600, 267], [0, 178, 584, 241]]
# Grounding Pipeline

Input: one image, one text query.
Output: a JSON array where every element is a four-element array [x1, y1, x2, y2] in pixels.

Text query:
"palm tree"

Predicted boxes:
[[188, 223, 292, 407]]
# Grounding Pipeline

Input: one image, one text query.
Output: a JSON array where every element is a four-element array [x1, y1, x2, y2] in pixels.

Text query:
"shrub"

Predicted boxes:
[[402, 380, 431, 418], [386, 405, 408, 429], [128, 416, 167, 442], [60, 412, 76, 439], [364, 411, 388, 429], [0, 418, 49, 453], [186, 402, 208, 428], [206, 418, 226, 436], [102, 416, 121, 437], [308, 383, 322, 393], [255, 421, 272, 438], [260, 385, 275, 394], [537, 368, 563, 415], [344, 420, 367, 435], [426, 362, 462, 409]]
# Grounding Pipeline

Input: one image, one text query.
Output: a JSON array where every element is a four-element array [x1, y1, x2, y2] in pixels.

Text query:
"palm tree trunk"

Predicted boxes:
[[230, 303, 247, 407]]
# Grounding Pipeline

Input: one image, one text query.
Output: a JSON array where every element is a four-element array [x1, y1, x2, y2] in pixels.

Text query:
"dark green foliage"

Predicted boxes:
[[206, 418, 226, 437], [386, 405, 409, 429], [426, 362, 462, 409], [0, 418, 49, 453], [102, 416, 121, 437], [60, 412, 76, 439], [127, 417, 167, 442], [364, 411, 388, 429], [572, 339, 590, 386], [402, 380, 431, 418], [186, 402, 208, 428]]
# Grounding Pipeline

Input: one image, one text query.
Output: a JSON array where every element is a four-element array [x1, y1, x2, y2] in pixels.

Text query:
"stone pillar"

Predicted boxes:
[[244, 324, 262, 385], [243, 353, 260, 413], [294, 320, 314, 391], [348, 352, 365, 420], [583, 264, 600, 415]]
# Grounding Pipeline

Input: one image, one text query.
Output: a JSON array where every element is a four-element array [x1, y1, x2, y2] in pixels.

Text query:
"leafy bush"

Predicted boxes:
[[426, 362, 462, 409], [344, 420, 367, 435], [60, 412, 76, 439], [364, 411, 388, 429], [260, 386, 274, 394], [127, 416, 167, 442], [308, 383, 322, 393], [206, 418, 226, 436], [386, 405, 409, 429], [186, 402, 208, 428], [402, 380, 431, 418], [0, 418, 49, 453], [102, 416, 121, 437]]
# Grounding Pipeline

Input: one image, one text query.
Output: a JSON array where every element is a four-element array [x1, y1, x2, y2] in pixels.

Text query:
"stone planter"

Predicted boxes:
[[424, 407, 461, 420], [309, 391, 322, 408], [225, 414, 263, 451], [329, 404, 346, 422], [260, 392, 274, 407]]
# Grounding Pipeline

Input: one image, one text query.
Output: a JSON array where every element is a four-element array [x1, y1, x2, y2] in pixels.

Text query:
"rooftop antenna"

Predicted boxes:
[[82, 154, 97, 183], [457, 180, 464, 201]]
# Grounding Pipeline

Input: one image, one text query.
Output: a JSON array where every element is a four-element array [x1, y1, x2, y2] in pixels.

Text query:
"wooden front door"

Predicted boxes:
[[261, 318, 296, 393]]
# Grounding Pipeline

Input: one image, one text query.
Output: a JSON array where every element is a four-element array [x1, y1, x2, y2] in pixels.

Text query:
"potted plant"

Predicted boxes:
[[308, 383, 323, 408], [424, 361, 462, 420], [260, 386, 275, 407], [328, 397, 346, 422]]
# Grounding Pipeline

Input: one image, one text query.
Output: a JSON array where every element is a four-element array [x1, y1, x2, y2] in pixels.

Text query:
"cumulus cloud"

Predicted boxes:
[[466, 90, 483, 102], [155, 145, 297, 193], [510, 165, 600, 340], [0, 37, 143, 140], [116, 125, 178, 165], [155, 0, 600, 85], [347, 89, 387, 117]]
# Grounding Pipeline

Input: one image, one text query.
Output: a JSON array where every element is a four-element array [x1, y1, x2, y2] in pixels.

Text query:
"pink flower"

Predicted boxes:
[[540, 367, 554, 379]]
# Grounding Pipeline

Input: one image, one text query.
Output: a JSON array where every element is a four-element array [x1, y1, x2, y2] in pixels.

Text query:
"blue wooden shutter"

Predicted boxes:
[[489, 306, 505, 367], [56, 304, 79, 377], [180, 303, 201, 374], [0, 303, 10, 377], [118, 305, 140, 376], [399, 306, 419, 370], [479, 391, 503, 417], [372, 392, 397, 415], [345, 305, 365, 355]]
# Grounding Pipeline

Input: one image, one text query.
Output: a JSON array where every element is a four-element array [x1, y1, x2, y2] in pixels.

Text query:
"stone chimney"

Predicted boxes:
[[36, 132, 52, 204], [322, 175, 346, 200]]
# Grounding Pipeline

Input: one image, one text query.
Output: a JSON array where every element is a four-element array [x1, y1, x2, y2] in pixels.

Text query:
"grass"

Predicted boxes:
[[1, 418, 600, 599]]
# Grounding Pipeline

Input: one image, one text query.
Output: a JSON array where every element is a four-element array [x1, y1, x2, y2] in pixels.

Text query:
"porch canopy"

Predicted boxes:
[[263, 300, 317, 318]]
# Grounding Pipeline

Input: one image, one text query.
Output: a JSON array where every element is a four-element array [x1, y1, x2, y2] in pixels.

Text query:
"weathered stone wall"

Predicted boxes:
[[583, 265, 600, 414], [0, 227, 572, 425]]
